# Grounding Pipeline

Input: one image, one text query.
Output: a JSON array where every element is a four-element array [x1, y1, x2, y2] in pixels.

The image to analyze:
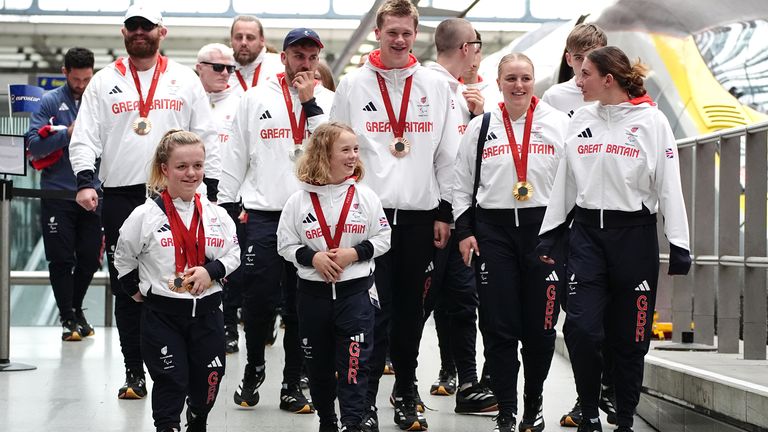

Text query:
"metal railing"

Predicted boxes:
[[667, 120, 768, 359]]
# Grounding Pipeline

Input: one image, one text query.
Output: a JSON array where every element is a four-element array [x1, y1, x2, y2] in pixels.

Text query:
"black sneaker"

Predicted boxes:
[[393, 396, 427, 431], [576, 418, 602, 432], [185, 406, 208, 432], [340, 424, 362, 432], [430, 368, 457, 396], [159, 428, 180, 432], [234, 363, 265, 407], [61, 318, 82, 341], [74, 309, 95, 337], [383, 356, 395, 375], [615, 427, 633, 432], [360, 405, 379, 432], [279, 382, 315, 413], [455, 381, 499, 414], [518, 394, 544, 432], [225, 327, 239, 354], [389, 382, 425, 413], [560, 398, 582, 427], [300, 369, 310, 390], [118, 368, 147, 399], [493, 413, 516, 432], [599, 385, 617, 425]]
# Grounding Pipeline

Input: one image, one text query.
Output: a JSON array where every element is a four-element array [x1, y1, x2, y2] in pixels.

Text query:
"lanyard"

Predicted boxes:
[[235, 63, 261, 91], [128, 56, 166, 119], [499, 99, 537, 183], [161, 191, 206, 274], [278, 73, 307, 145], [309, 186, 356, 250], [375, 72, 413, 139]]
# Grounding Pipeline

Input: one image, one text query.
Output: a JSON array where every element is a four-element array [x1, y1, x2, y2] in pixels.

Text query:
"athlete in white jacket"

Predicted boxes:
[[538, 46, 690, 432], [113, 130, 239, 432], [329, 3, 461, 429], [221, 28, 333, 415], [228, 15, 284, 97], [68, 4, 220, 401], [452, 53, 569, 432], [277, 122, 391, 432]]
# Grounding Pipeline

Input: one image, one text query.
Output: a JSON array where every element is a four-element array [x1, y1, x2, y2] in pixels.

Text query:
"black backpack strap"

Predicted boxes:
[[471, 112, 492, 209]]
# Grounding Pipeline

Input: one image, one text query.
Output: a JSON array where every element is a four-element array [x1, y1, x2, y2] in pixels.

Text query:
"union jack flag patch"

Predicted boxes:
[[665, 148, 674, 159]]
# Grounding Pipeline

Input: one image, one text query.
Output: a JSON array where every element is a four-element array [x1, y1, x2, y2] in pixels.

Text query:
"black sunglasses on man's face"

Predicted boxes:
[[201, 62, 237, 74], [124, 18, 158, 32]]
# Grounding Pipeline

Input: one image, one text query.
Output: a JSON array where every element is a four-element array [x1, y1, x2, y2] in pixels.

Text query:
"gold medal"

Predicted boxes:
[[133, 117, 152, 136], [513, 181, 533, 201], [389, 137, 411, 158]]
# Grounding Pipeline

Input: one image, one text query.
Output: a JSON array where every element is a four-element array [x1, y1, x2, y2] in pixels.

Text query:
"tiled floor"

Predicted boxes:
[[0, 320, 654, 431]]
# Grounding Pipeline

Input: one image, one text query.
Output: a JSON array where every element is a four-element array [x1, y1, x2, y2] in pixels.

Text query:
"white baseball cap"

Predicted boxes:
[[124, 4, 163, 25]]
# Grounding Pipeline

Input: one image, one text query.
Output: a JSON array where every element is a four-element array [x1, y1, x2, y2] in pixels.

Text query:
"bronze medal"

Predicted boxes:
[[133, 117, 152, 136], [513, 181, 533, 201], [389, 137, 411, 158], [168, 274, 189, 293]]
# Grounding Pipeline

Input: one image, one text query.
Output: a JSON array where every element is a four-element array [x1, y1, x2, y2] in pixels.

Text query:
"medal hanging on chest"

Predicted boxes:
[[376, 72, 413, 158], [500, 100, 537, 201], [129, 56, 166, 136], [278, 73, 308, 162], [309, 185, 356, 250], [161, 191, 206, 293]]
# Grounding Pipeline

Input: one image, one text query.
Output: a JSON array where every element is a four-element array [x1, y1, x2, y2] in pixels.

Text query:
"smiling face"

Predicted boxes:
[[162, 143, 205, 201], [328, 131, 360, 184], [497, 58, 534, 115], [375, 14, 417, 69], [122, 18, 166, 59], [576, 57, 607, 103]]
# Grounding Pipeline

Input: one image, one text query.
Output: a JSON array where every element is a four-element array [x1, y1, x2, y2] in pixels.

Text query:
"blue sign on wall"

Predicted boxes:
[[37, 76, 66, 90]]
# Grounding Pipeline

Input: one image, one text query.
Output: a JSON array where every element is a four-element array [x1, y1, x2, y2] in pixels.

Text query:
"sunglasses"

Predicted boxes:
[[201, 62, 236, 73], [124, 19, 158, 32], [464, 41, 483, 52]]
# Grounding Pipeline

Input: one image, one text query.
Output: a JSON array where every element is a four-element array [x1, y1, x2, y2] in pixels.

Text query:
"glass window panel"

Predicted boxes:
[[233, 0, 330, 15]]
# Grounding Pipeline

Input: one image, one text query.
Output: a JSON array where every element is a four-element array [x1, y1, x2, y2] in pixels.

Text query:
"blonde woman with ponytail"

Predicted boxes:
[[114, 129, 240, 432], [538, 46, 691, 432]]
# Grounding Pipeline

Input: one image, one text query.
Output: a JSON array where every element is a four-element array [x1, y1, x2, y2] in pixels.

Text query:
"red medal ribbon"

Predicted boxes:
[[499, 97, 538, 184], [278, 73, 307, 145], [309, 185, 356, 250], [128, 55, 167, 119], [235, 63, 261, 91], [161, 191, 206, 275], [375, 72, 413, 140]]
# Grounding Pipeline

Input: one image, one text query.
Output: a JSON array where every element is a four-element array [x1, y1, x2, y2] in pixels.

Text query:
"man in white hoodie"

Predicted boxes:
[[196, 43, 244, 356], [229, 15, 283, 96], [330, 1, 461, 430], [219, 27, 334, 416], [422, 17, 498, 416]]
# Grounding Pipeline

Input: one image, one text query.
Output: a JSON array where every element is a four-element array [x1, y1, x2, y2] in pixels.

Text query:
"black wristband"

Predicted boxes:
[[296, 246, 318, 267], [76, 170, 96, 191], [203, 259, 227, 280]]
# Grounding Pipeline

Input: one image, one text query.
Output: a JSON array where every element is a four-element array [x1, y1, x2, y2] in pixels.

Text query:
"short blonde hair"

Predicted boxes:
[[296, 122, 364, 185], [147, 130, 205, 196], [376, 0, 418, 31]]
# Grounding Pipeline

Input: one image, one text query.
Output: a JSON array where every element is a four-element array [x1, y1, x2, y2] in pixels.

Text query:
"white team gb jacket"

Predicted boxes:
[[277, 178, 392, 283], [69, 57, 220, 187], [452, 100, 569, 225], [539, 98, 690, 251], [114, 195, 240, 301], [541, 77, 594, 118], [218, 75, 335, 209], [204, 86, 242, 202], [329, 53, 460, 213]]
